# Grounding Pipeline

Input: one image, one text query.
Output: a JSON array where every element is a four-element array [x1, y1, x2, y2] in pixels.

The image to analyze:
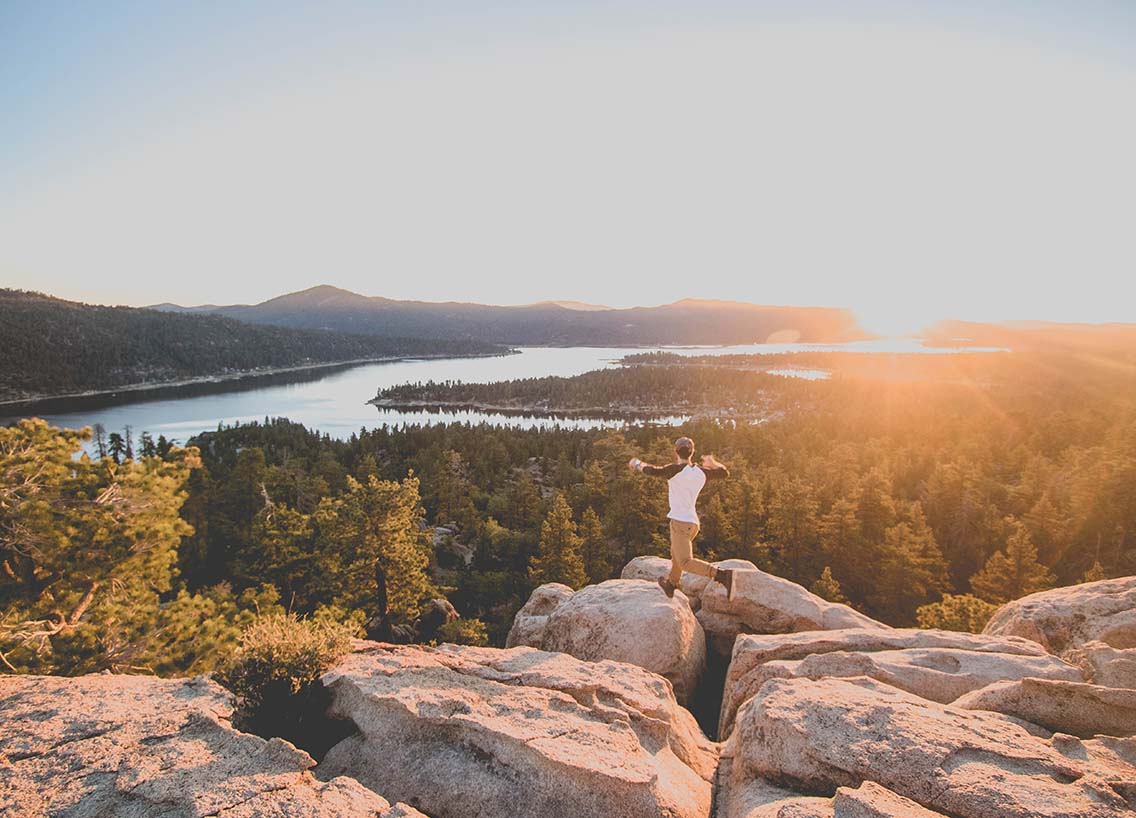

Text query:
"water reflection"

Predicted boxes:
[[2, 339, 996, 442]]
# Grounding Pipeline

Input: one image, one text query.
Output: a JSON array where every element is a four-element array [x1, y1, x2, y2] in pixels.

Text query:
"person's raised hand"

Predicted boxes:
[[628, 457, 640, 472], [701, 454, 715, 467]]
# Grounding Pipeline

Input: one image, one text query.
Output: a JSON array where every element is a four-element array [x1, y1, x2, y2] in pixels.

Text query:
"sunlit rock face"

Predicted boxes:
[[718, 627, 1059, 738], [507, 578, 706, 704], [621, 556, 888, 656], [318, 642, 718, 818], [718, 777, 950, 818], [0, 673, 422, 818], [983, 576, 1136, 655], [954, 677, 1136, 739], [1066, 639, 1136, 689], [722, 675, 1136, 818], [504, 581, 575, 649]]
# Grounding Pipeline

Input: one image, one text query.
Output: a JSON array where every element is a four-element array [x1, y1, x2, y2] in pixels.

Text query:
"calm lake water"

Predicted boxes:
[[3, 339, 989, 443]]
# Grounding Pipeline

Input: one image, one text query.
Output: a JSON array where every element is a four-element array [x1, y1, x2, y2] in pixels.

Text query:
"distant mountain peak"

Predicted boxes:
[[529, 300, 611, 312]]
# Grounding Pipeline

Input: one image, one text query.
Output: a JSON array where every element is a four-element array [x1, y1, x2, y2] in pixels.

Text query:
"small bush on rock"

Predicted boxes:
[[437, 617, 490, 646], [916, 593, 999, 632], [215, 613, 357, 757]]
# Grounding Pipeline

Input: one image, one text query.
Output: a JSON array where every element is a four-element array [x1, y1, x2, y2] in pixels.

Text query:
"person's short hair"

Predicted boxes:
[[674, 437, 694, 460]]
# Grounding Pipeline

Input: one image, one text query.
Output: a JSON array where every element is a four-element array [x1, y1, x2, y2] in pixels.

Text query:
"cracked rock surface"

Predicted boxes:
[[0, 673, 425, 818], [719, 627, 1062, 738], [983, 576, 1136, 655], [620, 557, 887, 656], [318, 642, 719, 818], [954, 677, 1136, 738], [722, 675, 1136, 818], [538, 579, 707, 704]]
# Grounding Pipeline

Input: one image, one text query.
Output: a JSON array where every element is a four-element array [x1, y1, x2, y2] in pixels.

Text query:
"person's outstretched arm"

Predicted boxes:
[[699, 454, 729, 481], [628, 458, 683, 478]]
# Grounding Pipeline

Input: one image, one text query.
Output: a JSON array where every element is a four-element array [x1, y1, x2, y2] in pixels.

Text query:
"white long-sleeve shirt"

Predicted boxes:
[[642, 461, 729, 524]]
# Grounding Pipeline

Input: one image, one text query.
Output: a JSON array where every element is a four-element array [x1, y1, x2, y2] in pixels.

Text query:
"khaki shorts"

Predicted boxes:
[[668, 519, 715, 583]]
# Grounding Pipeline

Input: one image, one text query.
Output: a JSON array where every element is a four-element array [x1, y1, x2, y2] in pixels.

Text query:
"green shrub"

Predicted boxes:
[[216, 613, 354, 707], [437, 617, 490, 646], [214, 613, 356, 756], [916, 594, 1000, 633]]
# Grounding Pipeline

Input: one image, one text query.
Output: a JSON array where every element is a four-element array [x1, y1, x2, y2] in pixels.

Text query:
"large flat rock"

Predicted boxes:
[[984, 576, 1136, 654], [720, 628, 1059, 738], [955, 677, 1136, 738], [0, 673, 420, 818], [318, 642, 718, 818], [724, 675, 1136, 817]]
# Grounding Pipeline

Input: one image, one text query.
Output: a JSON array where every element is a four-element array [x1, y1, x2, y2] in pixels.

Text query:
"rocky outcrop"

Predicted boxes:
[[505, 582, 575, 648], [719, 627, 1061, 738], [540, 579, 706, 704], [621, 555, 735, 611], [318, 642, 718, 818], [955, 677, 1136, 738], [618, 556, 888, 667], [700, 566, 887, 637], [722, 675, 1136, 817], [1065, 640, 1136, 689], [726, 647, 1081, 721], [983, 576, 1136, 654], [714, 775, 950, 817], [620, 557, 886, 643], [832, 781, 949, 817], [0, 673, 424, 818]]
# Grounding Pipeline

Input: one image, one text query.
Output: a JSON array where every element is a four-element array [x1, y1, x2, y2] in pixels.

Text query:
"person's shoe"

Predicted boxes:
[[715, 567, 736, 601], [657, 576, 676, 598]]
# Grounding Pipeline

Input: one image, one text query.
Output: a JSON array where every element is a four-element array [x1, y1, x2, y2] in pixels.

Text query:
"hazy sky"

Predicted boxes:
[[2, 1, 1134, 335]]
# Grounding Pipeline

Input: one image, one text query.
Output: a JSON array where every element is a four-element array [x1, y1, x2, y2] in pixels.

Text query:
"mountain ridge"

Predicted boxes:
[[0, 289, 506, 404], [149, 285, 872, 346]]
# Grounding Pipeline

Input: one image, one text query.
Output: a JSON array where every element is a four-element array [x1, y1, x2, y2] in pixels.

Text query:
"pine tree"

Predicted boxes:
[[868, 504, 950, 624], [579, 506, 610, 584], [818, 496, 869, 599], [698, 493, 736, 561], [1080, 560, 1107, 583], [969, 519, 1055, 604], [0, 419, 201, 674], [733, 473, 765, 553], [430, 449, 477, 531], [856, 470, 897, 545], [1023, 494, 1069, 566], [809, 566, 848, 603], [766, 476, 820, 582], [504, 472, 544, 534], [313, 474, 435, 637], [529, 494, 586, 589]]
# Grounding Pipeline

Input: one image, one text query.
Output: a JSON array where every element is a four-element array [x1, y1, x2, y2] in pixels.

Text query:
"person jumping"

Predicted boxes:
[[629, 436, 736, 600]]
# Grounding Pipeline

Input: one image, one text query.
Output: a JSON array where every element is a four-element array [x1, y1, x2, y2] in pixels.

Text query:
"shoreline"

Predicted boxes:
[[368, 396, 766, 420], [0, 350, 516, 411]]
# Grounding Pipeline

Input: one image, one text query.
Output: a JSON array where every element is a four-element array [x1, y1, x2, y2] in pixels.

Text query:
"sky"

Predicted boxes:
[[2, 1, 1134, 336]]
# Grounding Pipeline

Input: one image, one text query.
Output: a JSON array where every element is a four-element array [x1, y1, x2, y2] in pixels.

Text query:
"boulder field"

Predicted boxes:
[[3, 564, 1135, 818]]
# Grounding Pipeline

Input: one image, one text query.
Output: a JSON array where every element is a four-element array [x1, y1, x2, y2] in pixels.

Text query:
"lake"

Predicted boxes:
[[2, 339, 991, 443]]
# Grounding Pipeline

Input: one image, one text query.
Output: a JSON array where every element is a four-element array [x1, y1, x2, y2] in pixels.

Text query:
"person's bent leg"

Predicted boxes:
[[682, 523, 716, 579], [669, 521, 714, 584]]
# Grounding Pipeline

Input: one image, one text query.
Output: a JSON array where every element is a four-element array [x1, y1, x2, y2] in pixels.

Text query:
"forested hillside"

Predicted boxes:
[[371, 364, 815, 418], [156, 284, 869, 345], [5, 337, 1132, 675], [0, 290, 506, 402]]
